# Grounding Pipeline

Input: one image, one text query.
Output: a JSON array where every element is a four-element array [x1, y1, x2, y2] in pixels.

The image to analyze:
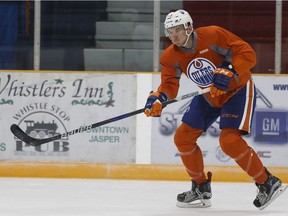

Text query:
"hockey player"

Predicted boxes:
[[144, 9, 286, 209]]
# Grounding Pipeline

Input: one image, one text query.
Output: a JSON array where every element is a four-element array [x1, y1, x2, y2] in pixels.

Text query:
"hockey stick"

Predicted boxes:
[[10, 88, 210, 146]]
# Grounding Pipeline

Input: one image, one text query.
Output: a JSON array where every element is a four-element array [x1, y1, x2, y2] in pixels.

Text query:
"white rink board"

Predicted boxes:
[[0, 72, 136, 163], [1, 72, 288, 167], [151, 74, 288, 167]]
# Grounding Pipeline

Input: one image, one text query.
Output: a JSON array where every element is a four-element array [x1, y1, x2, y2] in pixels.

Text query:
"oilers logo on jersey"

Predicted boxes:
[[187, 58, 216, 87]]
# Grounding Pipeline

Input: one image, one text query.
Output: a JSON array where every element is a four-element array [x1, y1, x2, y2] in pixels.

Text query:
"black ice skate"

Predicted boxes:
[[177, 172, 212, 208], [253, 168, 287, 210]]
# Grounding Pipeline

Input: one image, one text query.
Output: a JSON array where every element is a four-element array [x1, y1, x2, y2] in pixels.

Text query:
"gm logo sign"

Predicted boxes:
[[253, 109, 288, 143]]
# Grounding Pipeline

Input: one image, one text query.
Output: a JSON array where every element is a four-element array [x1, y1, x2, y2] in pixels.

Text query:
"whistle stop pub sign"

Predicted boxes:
[[253, 109, 288, 144]]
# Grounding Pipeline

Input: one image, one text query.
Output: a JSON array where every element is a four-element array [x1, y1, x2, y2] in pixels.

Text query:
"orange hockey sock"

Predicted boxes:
[[174, 123, 206, 184], [219, 128, 268, 184]]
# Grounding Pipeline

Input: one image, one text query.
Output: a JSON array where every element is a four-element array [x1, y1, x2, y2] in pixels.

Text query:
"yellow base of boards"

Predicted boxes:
[[0, 162, 287, 183]]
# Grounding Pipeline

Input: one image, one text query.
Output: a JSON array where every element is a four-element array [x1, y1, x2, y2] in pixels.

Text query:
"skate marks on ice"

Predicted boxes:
[[0, 178, 287, 216]]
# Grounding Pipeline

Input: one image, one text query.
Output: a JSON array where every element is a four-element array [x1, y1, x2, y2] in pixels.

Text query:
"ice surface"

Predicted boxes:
[[0, 178, 287, 216]]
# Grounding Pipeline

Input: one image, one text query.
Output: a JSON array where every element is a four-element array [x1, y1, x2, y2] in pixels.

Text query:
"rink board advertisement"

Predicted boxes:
[[0, 72, 136, 163], [151, 75, 288, 167]]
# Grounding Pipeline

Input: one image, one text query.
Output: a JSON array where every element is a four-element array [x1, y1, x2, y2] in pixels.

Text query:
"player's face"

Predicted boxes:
[[166, 25, 187, 47]]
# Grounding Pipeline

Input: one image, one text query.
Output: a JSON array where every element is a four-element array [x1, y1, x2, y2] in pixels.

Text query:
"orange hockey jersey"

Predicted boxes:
[[158, 25, 256, 107]]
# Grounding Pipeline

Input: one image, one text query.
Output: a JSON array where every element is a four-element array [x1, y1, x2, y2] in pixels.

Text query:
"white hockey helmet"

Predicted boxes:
[[164, 9, 193, 37]]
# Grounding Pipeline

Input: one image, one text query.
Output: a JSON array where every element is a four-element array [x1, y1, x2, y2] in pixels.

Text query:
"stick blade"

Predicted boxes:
[[10, 124, 37, 145]]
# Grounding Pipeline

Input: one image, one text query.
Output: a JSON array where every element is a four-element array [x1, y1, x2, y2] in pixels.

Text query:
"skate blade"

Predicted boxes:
[[177, 199, 211, 208], [258, 184, 288, 210]]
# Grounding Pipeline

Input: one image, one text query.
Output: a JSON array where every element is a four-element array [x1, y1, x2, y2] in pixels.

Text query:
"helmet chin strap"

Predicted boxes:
[[182, 29, 192, 48]]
